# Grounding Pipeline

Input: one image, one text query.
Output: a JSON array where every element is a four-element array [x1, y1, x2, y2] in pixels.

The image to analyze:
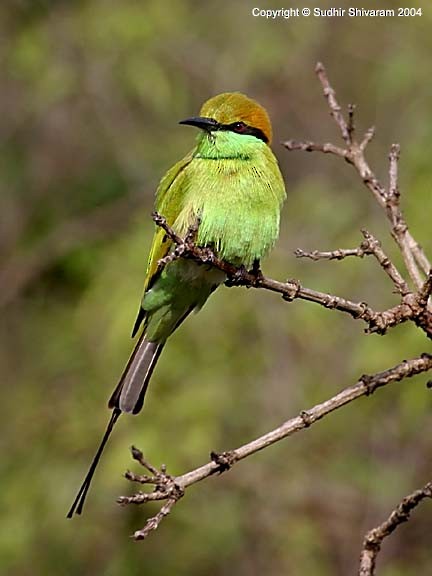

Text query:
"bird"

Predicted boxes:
[[67, 92, 286, 517]]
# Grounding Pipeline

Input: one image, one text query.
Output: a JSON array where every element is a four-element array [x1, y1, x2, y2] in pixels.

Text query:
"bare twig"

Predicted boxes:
[[386, 145, 424, 290], [294, 246, 371, 261], [360, 230, 410, 295], [347, 103, 356, 142], [315, 61, 351, 145], [284, 62, 431, 288], [359, 481, 432, 575], [359, 126, 375, 151], [418, 270, 432, 306], [283, 139, 348, 159], [130, 444, 162, 476], [120, 354, 432, 540], [132, 498, 178, 541], [118, 446, 184, 540], [387, 143, 400, 201], [295, 229, 409, 296]]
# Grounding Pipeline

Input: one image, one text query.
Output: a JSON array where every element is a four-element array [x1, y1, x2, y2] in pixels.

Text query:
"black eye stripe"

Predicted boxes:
[[218, 121, 268, 143]]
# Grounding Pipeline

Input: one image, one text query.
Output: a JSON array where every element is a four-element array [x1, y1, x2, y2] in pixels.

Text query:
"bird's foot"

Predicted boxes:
[[249, 259, 264, 284], [225, 265, 249, 287], [225, 261, 263, 287]]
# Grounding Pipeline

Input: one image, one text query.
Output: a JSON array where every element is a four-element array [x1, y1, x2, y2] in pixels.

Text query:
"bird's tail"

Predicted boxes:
[[67, 407, 121, 518], [108, 333, 164, 414], [67, 335, 163, 518]]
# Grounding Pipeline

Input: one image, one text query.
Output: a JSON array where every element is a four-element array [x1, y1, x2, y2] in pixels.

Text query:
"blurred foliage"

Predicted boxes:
[[1, 0, 432, 574]]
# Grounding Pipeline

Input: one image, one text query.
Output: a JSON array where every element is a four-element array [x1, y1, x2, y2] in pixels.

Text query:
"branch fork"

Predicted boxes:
[[117, 446, 184, 540], [285, 62, 431, 292]]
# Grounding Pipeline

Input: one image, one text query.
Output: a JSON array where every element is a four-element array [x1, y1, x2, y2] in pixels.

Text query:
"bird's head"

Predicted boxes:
[[179, 92, 273, 145]]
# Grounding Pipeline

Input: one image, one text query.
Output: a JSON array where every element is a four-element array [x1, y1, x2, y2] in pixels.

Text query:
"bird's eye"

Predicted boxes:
[[232, 121, 247, 133]]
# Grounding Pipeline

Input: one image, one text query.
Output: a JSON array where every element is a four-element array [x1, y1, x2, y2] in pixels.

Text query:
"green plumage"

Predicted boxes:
[[67, 92, 287, 518], [140, 129, 286, 343], [109, 95, 287, 415]]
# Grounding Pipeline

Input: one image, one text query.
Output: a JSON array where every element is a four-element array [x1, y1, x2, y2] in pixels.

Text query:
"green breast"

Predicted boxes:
[[174, 131, 286, 267]]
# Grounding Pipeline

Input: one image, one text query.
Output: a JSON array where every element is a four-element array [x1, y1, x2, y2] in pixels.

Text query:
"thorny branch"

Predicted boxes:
[[119, 354, 432, 541], [119, 62, 432, 561], [358, 482, 432, 576]]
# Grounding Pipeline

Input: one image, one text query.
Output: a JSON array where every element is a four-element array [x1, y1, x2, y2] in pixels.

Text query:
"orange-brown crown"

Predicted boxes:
[[200, 92, 273, 144]]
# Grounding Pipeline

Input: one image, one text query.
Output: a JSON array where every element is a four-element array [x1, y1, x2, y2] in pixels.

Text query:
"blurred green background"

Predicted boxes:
[[1, 1, 431, 574]]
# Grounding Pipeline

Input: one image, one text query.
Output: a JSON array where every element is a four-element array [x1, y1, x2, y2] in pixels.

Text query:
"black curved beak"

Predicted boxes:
[[179, 116, 220, 131]]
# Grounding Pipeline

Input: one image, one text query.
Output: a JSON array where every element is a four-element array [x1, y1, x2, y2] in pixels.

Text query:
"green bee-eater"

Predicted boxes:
[[68, 92, 286, 517]]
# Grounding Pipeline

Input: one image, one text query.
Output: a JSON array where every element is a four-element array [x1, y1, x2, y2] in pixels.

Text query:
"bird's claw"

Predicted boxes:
[[225, 265, 249, 286], [249, 259, 263, 284]]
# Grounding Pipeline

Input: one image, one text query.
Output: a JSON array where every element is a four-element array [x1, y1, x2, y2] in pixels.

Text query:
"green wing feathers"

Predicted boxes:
[[132, 152, 195, 336], [143, 151, 194, 293]]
